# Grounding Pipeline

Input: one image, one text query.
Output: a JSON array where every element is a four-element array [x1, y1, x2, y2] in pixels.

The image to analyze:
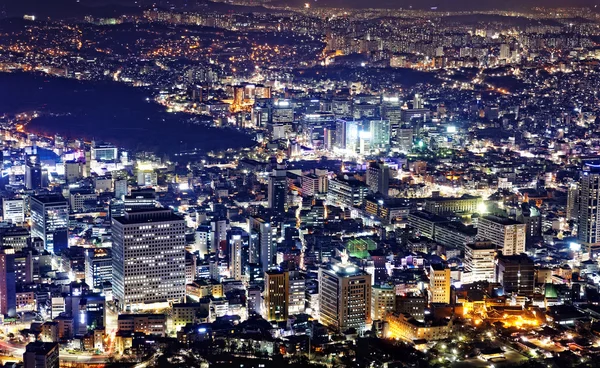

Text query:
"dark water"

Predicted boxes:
[[0, 72, 254, 155]]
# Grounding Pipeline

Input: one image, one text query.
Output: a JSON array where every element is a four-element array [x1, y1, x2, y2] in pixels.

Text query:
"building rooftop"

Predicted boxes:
[[481, 215, 522, 226], [112, 209, 183, 225]]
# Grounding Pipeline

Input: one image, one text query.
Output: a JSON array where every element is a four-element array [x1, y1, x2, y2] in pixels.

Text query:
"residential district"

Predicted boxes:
[[3, 2, 600, 368]]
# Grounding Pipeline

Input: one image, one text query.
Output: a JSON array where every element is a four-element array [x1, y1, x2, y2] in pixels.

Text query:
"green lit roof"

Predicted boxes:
[[345, 238, 377, 259]]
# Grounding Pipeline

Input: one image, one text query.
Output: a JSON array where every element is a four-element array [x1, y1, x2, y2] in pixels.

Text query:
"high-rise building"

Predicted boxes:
[[25, 156, 43, 190], [264, 270, 288, 322], [210, 217, 229, 256], [2, 198, 25, 225], [327, 175, 369, 208], [287, 270, 306, 316], [111, 209, 186, 311], [396, 126, 414, 153], [429, 264, 451, 305], [366, 161, 390, 196], [248, 216, 275, 273], [371, 284, 395, 321], [0, 247, 16, 317], [496, 254, 534, 297], [579, 163, 600, 246], [228, 228, 248, 281], [23, 341, 59, 368], [463, 241, 496, 283], [477, 215, 526, 256], [64, 161, 84, 184], [566, 183, 579, 221], [318, 256, 372, 332], [85, 248, 112, 292], [369, 120, 391, 151], [268, 169, 287, 213], [30, 195, 69, 255]]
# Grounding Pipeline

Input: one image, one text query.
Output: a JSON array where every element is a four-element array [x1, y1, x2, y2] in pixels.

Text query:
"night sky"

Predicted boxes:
[[3, 0, 600, 15]]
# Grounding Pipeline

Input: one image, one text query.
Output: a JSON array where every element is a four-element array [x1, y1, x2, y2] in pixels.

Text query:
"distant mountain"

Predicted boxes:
[[2, 0, 143, 19]]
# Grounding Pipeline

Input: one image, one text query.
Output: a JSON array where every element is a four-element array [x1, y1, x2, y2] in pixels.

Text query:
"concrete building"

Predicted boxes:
[[477, 215, 526, 256], [463, 241, 496, 283], [30, 195, 69, 254], [429, 264, 451, 305], [112, 209, 186, 311], [318, 257, 372, 332], [496, 254, 534, 297], [23, 342, 59, 368], [371, 284, 395, 321], [2, 198, 25, 225]]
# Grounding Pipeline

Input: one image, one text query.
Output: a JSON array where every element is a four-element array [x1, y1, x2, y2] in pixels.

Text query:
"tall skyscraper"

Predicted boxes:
[[477, 215, 526, 256], [318, 255, 372, 332], [25, 156, 43, 190], [429, 264, 451, 305], [30, 195, 69, 254], [264, 270, 288, 322], [578, 163, 600, 245], [371, 284, 395, 321], [369, 119, 391, 151], [268, 168, 287, 213], [248, 216, 275, 273], [111, 209, 186, 311], [366, 161, 390, 196], [0, 247, 16, 317], [228, 228, 248, 281]]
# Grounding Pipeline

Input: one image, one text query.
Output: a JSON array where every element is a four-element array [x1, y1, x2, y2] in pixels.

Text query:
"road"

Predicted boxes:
[[0, 340, 110, 364]]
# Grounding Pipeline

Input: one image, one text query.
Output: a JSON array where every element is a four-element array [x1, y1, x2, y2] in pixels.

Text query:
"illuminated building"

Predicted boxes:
[[368, 120, 391, 151], [0, 247, 16, 317], [117, 313, 167, 336], [64, 161, 84, 184], [264, 270, 288, 322], [318, 255, 372, 332], [30, 195, 69, 255], [477, 215, 526, 256], [25, 156, 43, 190], [85, 248, 112, 292], [424, 195, 483, 216], [371, 284, 395, 321], [91, 143, 118, 162], [248, 216, 275, 273], [578, 163, 600, 250], [228, 228, 248, 281], [496, 253, 534, 298], [2, 198, 25, 225], [111, 209, 186, 311], [386, 312, 452, 341], [463, 241, 496, 284], [327, 175, 369, 208], [268, 168, 287, 213], [366, 161, 390, 195], [429, 264, 451, 305]]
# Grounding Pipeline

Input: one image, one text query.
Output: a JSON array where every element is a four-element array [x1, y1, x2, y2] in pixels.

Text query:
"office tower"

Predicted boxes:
[[25, 156, 43, 190], [30, 195, 69, 254], [463, 241, 496, 283], [64, 161, 83, 184], [477, 215, 526, 256], [371, 284, 395, 321], [579, 163, 600, 245], [301, 172, 328, 197], [85, 248, 112, 292], [123, 189, 158, 211], [114, 179, 128, 199], [413, 94, 424, 109], [566, 183, 579, 221], [264, 270, 288, 321], [429, 264, 451, 305], [210, 217, 229, 256], [366, 161, 390, 196], [499, 44, 510, 61], [0, 227, 31, 251], [111, 209, 186, 311], [228, 228, 248, 281], [248, 216, 274, 273], [23, 342, 59, 368], [327, 175, 369, 208], [2, 198, 25, 225], [268, 168, 287, 213], [0, 247, 16, 317], [91, 143, 117, 162], [369, 120, 391, 151], [396, 126, 414, 153], [496, 253, 534, 297], [69, 190, 97, 213], [318, 257, 372, 332]]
